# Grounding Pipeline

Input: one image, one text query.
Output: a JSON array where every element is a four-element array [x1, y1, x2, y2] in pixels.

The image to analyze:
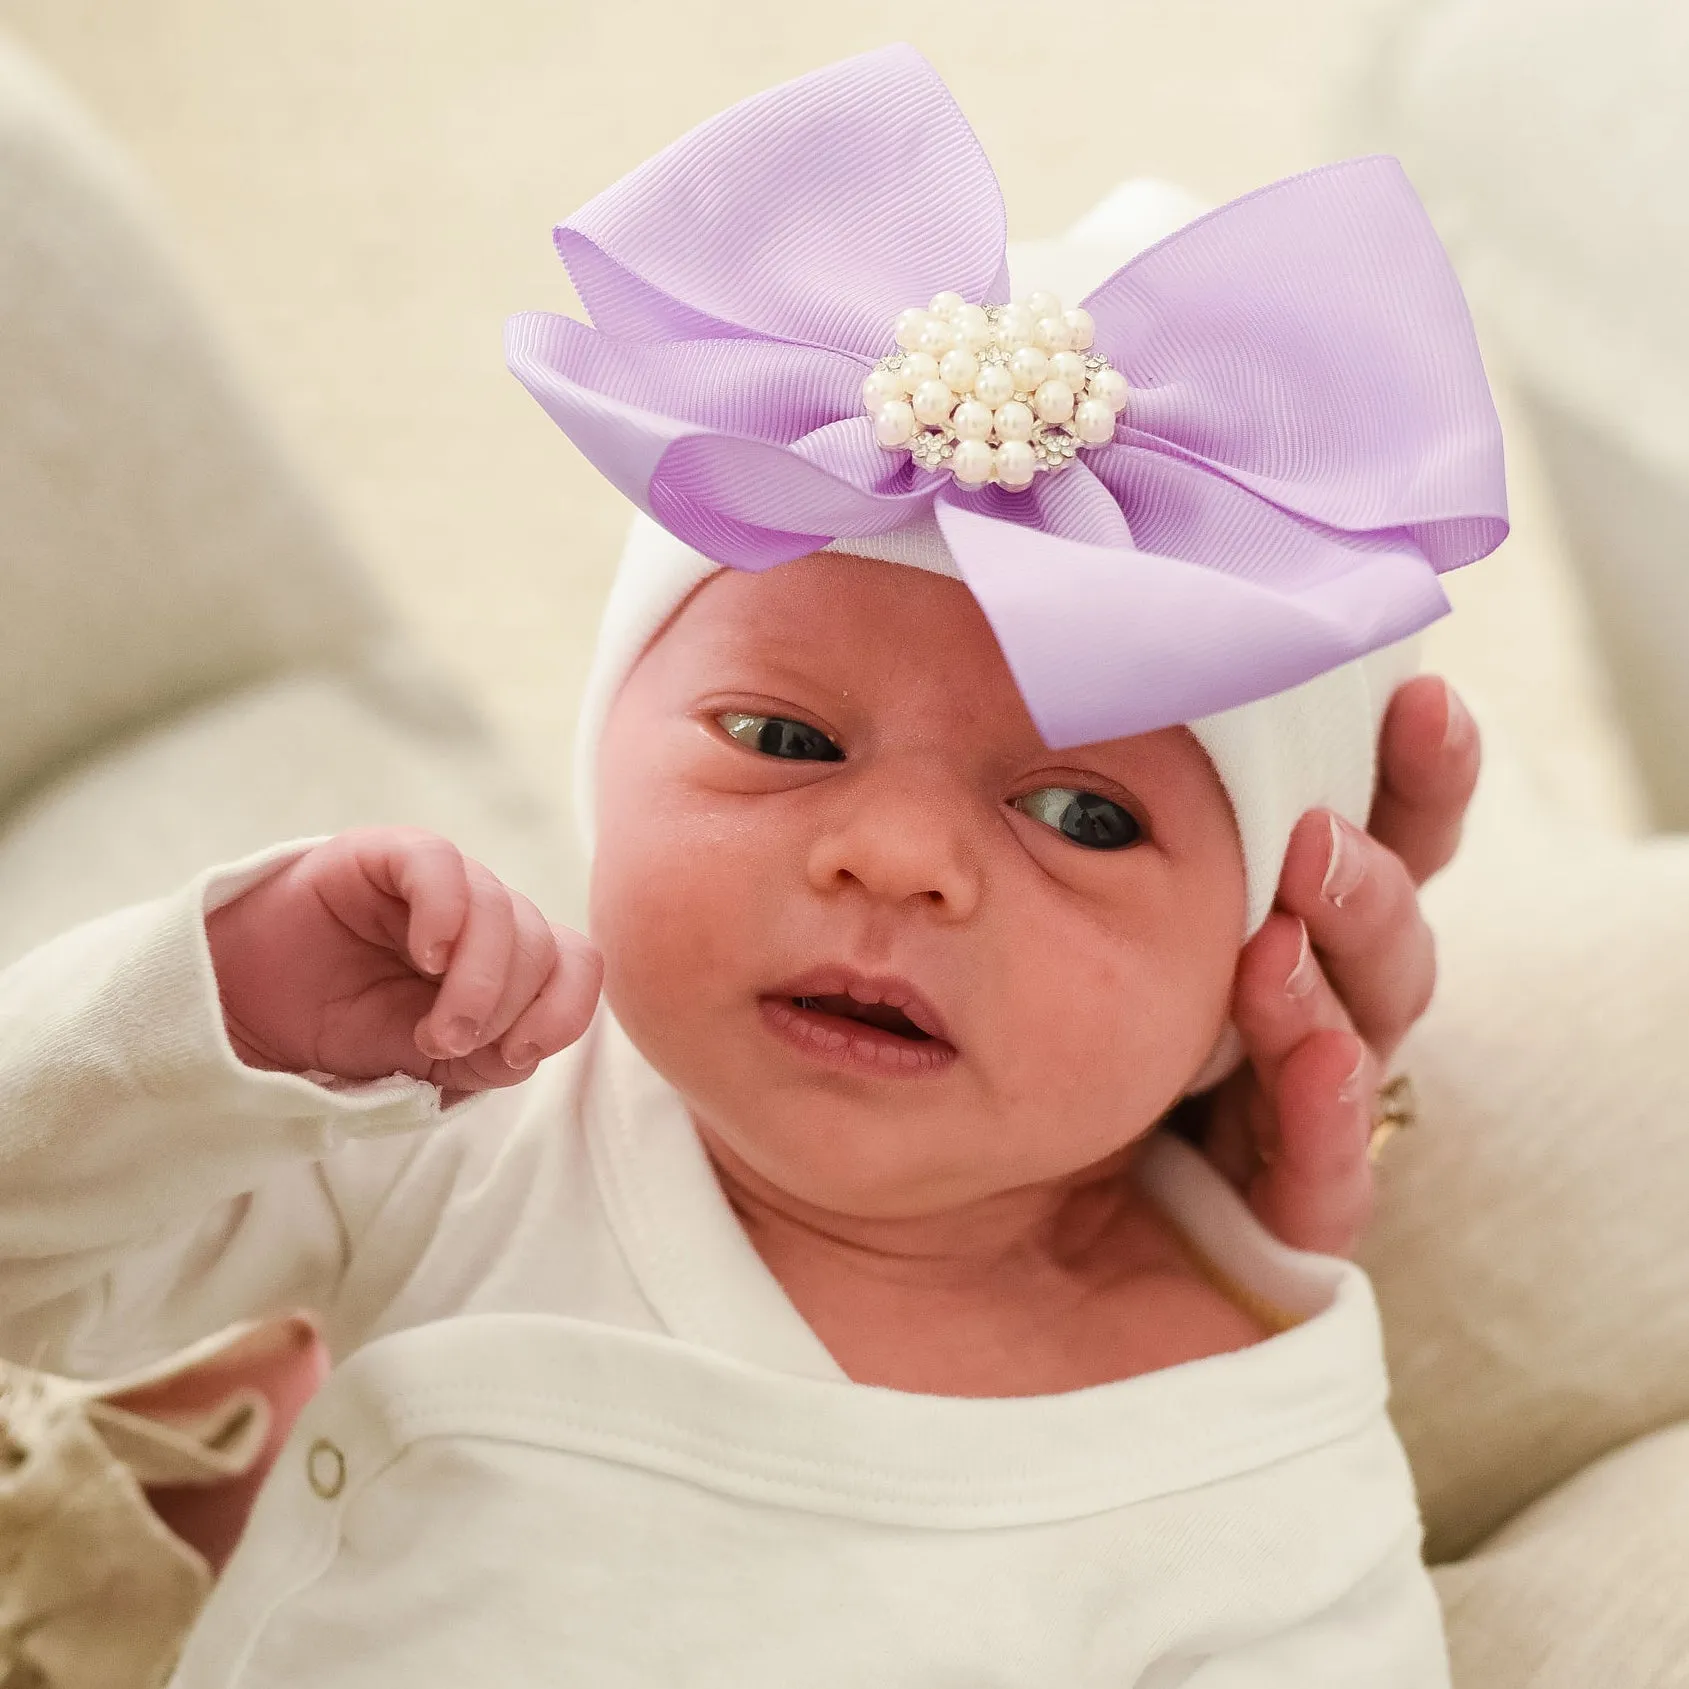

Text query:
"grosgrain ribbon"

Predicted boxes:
[[507, 44, 1507, 747]]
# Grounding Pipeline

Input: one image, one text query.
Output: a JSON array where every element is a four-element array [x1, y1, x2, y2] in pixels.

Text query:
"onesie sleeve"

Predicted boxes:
[[0, 840, 477, 1377]]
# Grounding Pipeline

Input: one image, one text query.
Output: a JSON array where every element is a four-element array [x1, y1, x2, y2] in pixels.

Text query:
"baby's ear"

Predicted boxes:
[[1357, 761, 1689, 1567]]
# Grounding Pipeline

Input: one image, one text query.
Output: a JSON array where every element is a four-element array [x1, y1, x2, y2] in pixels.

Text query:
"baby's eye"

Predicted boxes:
[[717, 712, 843, 762], [1013, 787, 1143, 850]]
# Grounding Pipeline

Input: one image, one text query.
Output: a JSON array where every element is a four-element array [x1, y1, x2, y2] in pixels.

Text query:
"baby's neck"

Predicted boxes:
[[699, 1118, 1144, 1283], [695, 1122, 1269, 1396]]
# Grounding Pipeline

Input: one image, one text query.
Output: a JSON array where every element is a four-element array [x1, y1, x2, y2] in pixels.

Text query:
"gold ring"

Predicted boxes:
[[1367, 1073, 1418, 1164]]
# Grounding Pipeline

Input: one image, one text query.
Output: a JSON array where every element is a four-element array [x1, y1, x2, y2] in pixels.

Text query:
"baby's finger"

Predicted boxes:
[[1276, 811, 1436, 1066], [386, 835, 473, 977], [476, 891, 563, 1049], [416, 861, 516, 1061], [498, 928, 604, 1067], [1249, 1029, 1375, 1257]]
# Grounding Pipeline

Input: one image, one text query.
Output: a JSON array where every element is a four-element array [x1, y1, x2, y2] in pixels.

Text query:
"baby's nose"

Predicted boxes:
[[804, 787, 981, 919]]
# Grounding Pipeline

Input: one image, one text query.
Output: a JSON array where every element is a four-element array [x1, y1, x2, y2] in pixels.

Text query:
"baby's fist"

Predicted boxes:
[[205, 827, 602, 1102]]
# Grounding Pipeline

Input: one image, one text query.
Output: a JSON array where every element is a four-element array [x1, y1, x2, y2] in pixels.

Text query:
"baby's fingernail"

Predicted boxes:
[[505, 1042, 541, 1069], [438, 1016, 481, 1058], [1441, 683, 1475, 754], [1321, 815, 1366, 907], [419, 942, 448, 975], [1286, 922, 1318, 998]]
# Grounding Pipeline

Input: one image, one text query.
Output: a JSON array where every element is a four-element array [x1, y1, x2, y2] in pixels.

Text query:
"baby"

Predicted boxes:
[[0, 45, 1505, 1689]]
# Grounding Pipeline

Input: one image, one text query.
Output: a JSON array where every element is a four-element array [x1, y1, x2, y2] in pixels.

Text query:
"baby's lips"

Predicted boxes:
[[770, 965, 955, 1047]]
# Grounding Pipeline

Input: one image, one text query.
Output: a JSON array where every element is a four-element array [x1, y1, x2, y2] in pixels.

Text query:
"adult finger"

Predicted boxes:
[[1248, 1028, 1376, 1257], [499, 928, 604, 1067], [1368, 676, 1481, 887], [1230, 911, 1358, 1130], [1276, 810, 1437, 1065], [415, 860, 516, 1061], [1195, 909, 1359, 1194]]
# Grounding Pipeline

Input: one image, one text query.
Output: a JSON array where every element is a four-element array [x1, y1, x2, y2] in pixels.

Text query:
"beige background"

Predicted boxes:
[[0, 0, 1630, 825]]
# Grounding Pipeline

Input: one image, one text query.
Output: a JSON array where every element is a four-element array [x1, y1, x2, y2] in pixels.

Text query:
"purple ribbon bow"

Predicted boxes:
[[507, 44, 1508, 746]]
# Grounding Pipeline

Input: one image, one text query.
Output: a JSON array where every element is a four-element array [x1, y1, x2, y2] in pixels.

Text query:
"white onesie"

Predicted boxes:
[[0, 843, 1449, 1686]]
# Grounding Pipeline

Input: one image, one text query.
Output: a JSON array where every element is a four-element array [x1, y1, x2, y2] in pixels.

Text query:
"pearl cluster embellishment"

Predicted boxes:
[[861, 290, 1129, 490]]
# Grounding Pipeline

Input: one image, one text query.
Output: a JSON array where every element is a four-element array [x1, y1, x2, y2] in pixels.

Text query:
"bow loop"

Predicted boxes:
[[1081, 157, 1508, 568], [558, 45, 1009, 360]]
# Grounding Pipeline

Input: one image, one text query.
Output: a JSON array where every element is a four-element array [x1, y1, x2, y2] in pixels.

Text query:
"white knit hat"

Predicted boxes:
[[572, 181, 1419, 946]]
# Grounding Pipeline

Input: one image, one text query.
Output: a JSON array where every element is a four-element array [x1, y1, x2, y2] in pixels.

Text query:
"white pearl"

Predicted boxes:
[[1088, 366, 1129, 411], [898, 352, 939, 394], [951, 303, 992, 351], [1072, 398, 1115, 444], [874, 400, 916, 447], [994, 305, 1035, 348], [940, 348, 979, 394], [1033, 379, 1075, 425], [916, 317, 956, 357], [951, 438, 995, 485], [1049, 351, 1088, 393], [991, 399, 1035, 442], [861, 367, 904, 413], [1008, 346, 1049, 391], [912, 380, 957, 427], [951, 399, 994, 441], [1064, 307, 1095, 351], [1022, 289, 1063, 322], [1034, 315, 1073, 354], [928, 290, 966, 319], [973, 363, 1014, 408], [995, 438, 1036, 489], [894, 308, 930, 352]]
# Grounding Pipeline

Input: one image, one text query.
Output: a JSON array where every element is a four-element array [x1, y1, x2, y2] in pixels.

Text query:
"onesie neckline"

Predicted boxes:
[[580, 1012, 1385, 1416]]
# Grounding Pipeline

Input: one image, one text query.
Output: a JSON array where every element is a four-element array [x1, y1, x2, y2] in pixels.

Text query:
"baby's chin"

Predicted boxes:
[[621, 1017, 1174, 1226]]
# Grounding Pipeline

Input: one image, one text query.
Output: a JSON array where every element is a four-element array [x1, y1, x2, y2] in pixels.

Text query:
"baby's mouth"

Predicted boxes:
[[792, 994, 931, 1041], [762, 970, 957, 1073]]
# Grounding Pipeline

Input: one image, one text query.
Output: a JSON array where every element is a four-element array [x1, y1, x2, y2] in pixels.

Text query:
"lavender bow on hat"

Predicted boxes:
[[506, 44, 1507, 748]]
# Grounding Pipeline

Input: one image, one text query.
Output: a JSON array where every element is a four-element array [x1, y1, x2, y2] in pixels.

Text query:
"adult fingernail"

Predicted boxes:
[[1286, 922, 1318, 997], [1441, 683, 1475, 755], [440, 1016, 480, 1058], [1338, 1046, 1370, 1107], [1321, 815, 1365, 907]]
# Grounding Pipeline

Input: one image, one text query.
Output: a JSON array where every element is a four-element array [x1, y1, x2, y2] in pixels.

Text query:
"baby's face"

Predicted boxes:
[[592, 555, 1245, 1220]]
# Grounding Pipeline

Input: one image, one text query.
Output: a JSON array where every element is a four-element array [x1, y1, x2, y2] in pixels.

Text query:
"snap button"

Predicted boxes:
[[306, 1437, 346, 1499]]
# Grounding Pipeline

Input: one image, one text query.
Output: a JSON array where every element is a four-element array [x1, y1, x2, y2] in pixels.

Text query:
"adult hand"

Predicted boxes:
[[1193, 675, 1480, 1256]]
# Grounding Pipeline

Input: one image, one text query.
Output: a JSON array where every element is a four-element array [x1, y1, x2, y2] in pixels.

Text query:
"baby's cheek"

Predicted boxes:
[[590, 804, 784, 1047], [1000, 927, 1227, 1130]]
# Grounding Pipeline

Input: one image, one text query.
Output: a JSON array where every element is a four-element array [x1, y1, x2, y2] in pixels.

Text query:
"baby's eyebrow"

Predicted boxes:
[[688, 641, 835, 699]]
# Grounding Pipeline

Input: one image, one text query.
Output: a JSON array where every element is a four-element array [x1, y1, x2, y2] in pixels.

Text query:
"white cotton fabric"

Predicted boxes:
[[0, 843, 1447, 1687], [570, 181, 1422, 941]]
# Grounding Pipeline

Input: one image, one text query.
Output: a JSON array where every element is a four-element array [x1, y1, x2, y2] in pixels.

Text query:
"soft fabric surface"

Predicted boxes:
[[0, 36, 385, 819], [1360, 738, 1689, 1563], [0, 666, 578, 969], [1343, 0, 1689, 824], [1432, 1421, 1689, 1688]]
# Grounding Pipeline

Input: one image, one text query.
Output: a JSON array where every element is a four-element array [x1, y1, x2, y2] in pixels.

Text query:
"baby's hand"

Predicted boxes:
[[205, 827, 602, 1103]]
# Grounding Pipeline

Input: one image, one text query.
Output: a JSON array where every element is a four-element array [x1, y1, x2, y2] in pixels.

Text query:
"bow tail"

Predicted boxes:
[[938, 475, 1449, 750]]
